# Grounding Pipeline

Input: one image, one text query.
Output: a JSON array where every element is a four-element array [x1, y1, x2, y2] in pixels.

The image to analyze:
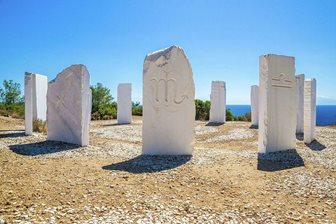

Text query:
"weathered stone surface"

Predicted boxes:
[[304, 79, 317, 144], [47, 65, 92, 146], [24, 73, 48, 135], [258, 54, 296, 153], [117, 83, 132, 124], [250, 85, 259, 126], [209, 81, 226, 124], [296, 74, 305, 134], [24, 74, 33, 135], [142, 45, 195, 155]]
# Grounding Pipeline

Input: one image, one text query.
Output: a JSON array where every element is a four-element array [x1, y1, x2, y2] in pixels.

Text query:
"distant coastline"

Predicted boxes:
[[227, 105, 336, 126]]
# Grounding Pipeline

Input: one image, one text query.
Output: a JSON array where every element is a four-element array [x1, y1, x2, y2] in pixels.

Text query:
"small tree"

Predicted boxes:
[[90, 83, 117, 119], [132, 101, 143, 116], [226, 109, 234, 121], [91, 83, 114, 113], [0, 80, 22, 104], [195, 99, 211, 120]]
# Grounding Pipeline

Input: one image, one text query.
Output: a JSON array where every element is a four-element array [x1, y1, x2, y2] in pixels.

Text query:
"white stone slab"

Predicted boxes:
[[250, 85, 259, 126], [24, 74, 33, 135], [117, 83, 132, 124], [258, 54, 296, 153], [24, 72, 48, 135], [142, 45, 195, 155], [296, 74, 305, 134], [47, 64, 92, 146], [209, 81, 226, 123], [304, 79, 316, 144]]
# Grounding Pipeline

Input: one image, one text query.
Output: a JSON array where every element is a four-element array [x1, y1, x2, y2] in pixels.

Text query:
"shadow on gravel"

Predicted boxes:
[[206, 122, 224, 126], [305, 140, 326, 151], [296, 133, 304, 141], [0, 131, 26, 138], [9, 141, 80, 156], [102, 155, 192, 173], [257, 149, 304, 172], [101, 123, 131, 127], [249, 125, 258, 129]]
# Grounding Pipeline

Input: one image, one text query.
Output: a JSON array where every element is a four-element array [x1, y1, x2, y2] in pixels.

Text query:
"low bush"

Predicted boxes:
[[194, 99, 251, 122], [132, 101, 143, 116], [226, 109, 234, 121], [195, 99, 211, 120], [234, 112, 251, 122], [91, 102, 117, 120], [0, 103, 24, 119], [33, 119, 47, 133]]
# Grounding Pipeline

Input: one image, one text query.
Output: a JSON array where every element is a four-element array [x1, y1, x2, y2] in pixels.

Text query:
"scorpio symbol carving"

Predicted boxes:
[[150, 71, 188, 105]]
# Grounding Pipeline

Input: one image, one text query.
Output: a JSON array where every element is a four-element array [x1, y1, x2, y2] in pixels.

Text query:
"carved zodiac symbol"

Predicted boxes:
[[150, 71, 188, 105], [271, 73, 292, 88]]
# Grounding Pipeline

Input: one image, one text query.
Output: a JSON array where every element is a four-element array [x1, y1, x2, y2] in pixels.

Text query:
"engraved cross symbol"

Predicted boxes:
[[56, 94, 66, 111], [150, 71, 188, 105]]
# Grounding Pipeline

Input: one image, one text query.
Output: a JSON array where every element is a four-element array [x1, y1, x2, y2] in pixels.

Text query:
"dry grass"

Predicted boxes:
[[33, 119, 47, 134]]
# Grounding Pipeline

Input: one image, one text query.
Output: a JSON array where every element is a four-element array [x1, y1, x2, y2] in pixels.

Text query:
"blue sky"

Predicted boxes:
[[0, 0, 335, 104]]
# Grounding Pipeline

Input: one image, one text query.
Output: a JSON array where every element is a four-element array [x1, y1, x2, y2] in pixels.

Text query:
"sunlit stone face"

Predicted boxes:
[[304, 79, 317, 144], [24, 73, 48, 135], [251, 85, 259, 127], [47, 64, 92, 146], [258, 54, 296, 153], [142, 46, 195, 155], [117, 83, 132, 124], [209, 81, 226, 124]]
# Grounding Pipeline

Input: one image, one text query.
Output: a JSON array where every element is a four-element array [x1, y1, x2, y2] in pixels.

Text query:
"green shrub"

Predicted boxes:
[[0, 80, 24, 119], [97, 102, 117, 119], [226, 109, 234, 121], [0, 80, 23, 104], [232, 112, 251, 122], [132, 101, 143, 116], [0, 103, 24, 119], [90, 83, 117, 120], [194, 99, 251, 122], [195, 99, 211, 120]]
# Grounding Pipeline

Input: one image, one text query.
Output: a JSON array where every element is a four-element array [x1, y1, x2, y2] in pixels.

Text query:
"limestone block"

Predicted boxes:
[[304, 79, 317, 144], [142, 45, 195, 155], [47, 64, 92, 146], [24, 74, 33, 135], [296, 74, 305, 134], [209, 81, 226, 123], [117, 83, 132, 124], [250, 85, 259, 126], [24, 73, 48, 135], [258, 54, 296, 153]]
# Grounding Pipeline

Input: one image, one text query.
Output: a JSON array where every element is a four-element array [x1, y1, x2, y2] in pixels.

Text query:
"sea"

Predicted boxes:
[[227, 105, 336, 126]]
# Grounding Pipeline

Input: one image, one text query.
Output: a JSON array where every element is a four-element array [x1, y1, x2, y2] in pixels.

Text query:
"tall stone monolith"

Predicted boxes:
[[47, 64, 92, 146], [24, 73, 48, 135], [251, 85, 259, 126], [142, 45, 195, 155], [258, 54, 296, 153], [209, 81, 226, 124], [304, 79, 317, 144], [117, 83, 132, 124], [296, 74, 305, 134]]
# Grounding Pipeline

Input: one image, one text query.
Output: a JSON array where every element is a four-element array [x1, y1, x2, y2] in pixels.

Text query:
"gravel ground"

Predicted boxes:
[[205, 128, 254, 142], [0, 116, 335, 223]]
